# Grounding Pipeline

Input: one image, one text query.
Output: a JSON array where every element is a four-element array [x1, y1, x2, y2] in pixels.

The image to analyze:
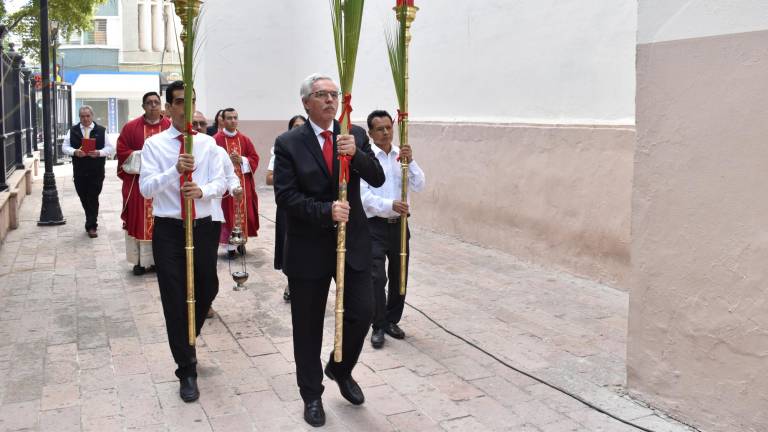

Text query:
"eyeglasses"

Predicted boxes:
[[192, 121, 207, 127], [310, 90, 340, 100]]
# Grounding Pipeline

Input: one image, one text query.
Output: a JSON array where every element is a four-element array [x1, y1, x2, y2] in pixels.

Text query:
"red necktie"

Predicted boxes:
[[320, 130, 333, 174], [177, 134, 196, 220]]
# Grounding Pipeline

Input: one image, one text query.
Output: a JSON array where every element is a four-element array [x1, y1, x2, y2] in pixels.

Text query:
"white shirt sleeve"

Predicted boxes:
[[241, 158, 251, 174], [408, 160, 426, 193], [217, 146, 241, 194], [61, 130, 74, 156], [200, 146, 227, 200], [100, 133, 116, 158], [139, 139, 180, 199], [360, 178, 394, 218], [267, 146, 275, 171]]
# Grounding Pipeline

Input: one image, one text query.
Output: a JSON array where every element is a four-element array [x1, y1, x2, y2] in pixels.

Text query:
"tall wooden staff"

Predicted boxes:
[[173, 0, 201, 346], [386, 0, 418, 295], [330, 0, 365, 362]]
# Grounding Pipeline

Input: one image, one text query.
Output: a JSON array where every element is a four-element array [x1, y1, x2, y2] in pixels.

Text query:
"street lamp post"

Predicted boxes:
[[37, 0, 65, 226], [50, 21, 62, 164]]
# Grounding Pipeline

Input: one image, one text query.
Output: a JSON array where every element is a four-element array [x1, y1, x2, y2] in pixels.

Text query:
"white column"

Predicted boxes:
[[164, 2, 177, 52], [138, 0, 151, 52], [151, 0, 164, 52]]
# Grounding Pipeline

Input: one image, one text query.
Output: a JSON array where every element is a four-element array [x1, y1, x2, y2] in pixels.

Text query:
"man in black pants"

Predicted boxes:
[[139, 81, 232, 402], [361, 110, 426, 349], [274, 74, 384, 427], [61, 105, 114, 238]]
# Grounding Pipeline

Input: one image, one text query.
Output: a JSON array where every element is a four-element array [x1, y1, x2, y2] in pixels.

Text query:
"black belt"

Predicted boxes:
[[371, 216, 401, 224], [155, 216, 213, 228]]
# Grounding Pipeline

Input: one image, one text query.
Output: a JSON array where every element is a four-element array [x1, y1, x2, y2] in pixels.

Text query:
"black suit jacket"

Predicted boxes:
[[69, 122, 107, 174], [274, 120, 385, 279]]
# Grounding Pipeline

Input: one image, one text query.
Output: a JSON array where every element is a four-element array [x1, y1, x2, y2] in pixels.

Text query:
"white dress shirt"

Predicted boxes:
[[267, 146, 275, 171], [361, 144, 426, 219], [61, 123, 115, 158], [211, 145, 242, 222], [222, 129, 252, 173], [309, 118, 333, 150], [139, 126, 226, 219]]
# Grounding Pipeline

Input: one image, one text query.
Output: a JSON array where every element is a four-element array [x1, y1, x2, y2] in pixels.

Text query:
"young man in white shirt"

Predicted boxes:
[[360, 110, 426, 349], [139, 80, 237, 402]]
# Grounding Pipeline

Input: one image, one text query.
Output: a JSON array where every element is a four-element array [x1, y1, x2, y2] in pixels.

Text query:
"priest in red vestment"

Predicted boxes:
[[214, 108, 260, 257], [117, 91, 171, 275]]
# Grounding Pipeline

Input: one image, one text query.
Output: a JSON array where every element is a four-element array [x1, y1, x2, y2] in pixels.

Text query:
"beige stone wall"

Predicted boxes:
[[629, 29, 768, 432], [241, 120, 635, 286]]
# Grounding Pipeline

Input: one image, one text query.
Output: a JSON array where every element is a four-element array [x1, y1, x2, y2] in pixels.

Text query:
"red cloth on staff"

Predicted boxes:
[[214, 131, 260, 239], [116, 116, 171, 240]]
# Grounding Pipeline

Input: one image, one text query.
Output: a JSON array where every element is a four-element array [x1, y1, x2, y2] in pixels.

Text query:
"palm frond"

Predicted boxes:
[[385, 13, 406, 110], [329, 0, 365, 96]]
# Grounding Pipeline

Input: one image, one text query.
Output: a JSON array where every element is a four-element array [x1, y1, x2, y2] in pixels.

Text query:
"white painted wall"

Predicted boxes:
[[195, 0, 636, 125], [638, 0, 768, 44]]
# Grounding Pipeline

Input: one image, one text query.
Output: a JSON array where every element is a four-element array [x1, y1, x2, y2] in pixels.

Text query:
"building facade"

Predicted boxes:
[[59, 0, 181, 133]]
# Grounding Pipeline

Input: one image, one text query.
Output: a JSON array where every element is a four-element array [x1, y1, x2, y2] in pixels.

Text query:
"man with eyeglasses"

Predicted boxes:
[[273, 73, 385, 427], [214, 108, 260, 258], [117, 91, 171, 275], [192, 111, 208, 134], [62, 105, 115, 238]]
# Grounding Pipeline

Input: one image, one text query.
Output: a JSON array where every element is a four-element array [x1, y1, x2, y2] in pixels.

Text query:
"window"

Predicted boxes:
[[83, 19, 107, 45], [66, 31, 82, 45]]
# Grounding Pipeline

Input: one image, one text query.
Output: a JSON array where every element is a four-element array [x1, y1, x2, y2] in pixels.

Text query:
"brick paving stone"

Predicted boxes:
[[40, 406, 81, 431], [40, 381, 80, 410], [80, 387, 122, 419], [386, 410, 443, 432], [81, 415, 125, 432], [0, 168, 698, 432], [0, 399, 40, 431], [363, 384, 416, 416]]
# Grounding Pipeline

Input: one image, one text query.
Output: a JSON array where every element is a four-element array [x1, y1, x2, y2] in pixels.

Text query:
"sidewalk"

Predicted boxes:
[[0, 161, 696, 432]]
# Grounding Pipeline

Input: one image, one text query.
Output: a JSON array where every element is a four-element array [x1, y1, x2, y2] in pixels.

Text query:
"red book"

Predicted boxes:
[[81, 138, 96, 153]]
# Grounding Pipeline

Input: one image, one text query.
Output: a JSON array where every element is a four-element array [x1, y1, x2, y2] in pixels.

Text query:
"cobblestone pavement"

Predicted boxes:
[[0, 162, 697, 431]]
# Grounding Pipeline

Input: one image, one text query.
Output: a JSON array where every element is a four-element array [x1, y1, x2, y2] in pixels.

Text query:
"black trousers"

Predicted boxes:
[[289, 267, 374, 402], [152, 217, 221, 379], [370, 218, 410, 331], [73, 172, 105, 231]]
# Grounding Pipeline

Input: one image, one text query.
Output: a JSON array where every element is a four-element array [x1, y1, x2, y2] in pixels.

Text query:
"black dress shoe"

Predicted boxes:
[[303, 399, 325, 427], [371, 328, 385, 349], [385, 323, 405, 339], [179, 376, 200, 402], [324, 367, 364, 405], [283, 285, 291, 302], [132, 265, 146, 276]]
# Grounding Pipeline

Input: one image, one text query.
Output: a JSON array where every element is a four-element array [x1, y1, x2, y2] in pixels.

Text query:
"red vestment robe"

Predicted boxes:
[[117, 116, 171, 240], [214, 131, 260, 239]]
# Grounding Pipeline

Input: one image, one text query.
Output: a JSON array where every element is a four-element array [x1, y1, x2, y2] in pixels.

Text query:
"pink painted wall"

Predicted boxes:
[[629, 29, 768, 432], [241, 120, 635, 287]]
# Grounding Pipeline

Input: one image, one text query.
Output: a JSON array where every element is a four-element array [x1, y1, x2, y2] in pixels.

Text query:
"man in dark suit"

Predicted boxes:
[[273, 73, 385, 427], [62, 105, 115, 238]]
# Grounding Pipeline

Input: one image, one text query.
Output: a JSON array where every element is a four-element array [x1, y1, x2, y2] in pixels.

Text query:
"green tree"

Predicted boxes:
[[6, 0, 107, 61]]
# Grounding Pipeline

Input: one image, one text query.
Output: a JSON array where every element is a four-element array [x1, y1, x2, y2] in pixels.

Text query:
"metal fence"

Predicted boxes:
[[0, 42, 35, 192]]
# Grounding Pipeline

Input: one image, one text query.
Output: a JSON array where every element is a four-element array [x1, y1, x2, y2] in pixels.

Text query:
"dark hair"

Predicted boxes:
[[164, 80, 185, 104], [222, 108, 237, 119], [211, 109, 225, 128], [367, 110, 393, 129], [142, 91, 161, 105], [288, 115, 307, 130]]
